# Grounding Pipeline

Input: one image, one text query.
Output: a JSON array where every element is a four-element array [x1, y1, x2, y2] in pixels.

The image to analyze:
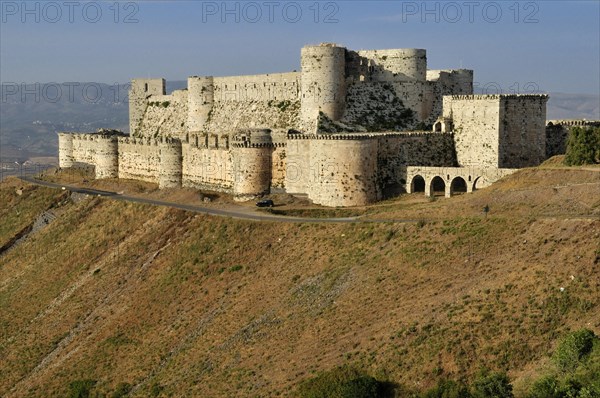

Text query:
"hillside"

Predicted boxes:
[[0, 164, 599, 397]]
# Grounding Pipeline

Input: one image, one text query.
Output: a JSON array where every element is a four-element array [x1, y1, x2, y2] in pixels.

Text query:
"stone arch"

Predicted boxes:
[[433, 121, 442, 132], [450, 176, 468, 195], [411, 175, 426, 193], [473, 176, 486, 191], [430, 176, 446, 196]]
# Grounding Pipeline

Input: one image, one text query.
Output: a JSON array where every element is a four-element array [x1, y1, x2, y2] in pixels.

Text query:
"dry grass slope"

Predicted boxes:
[[0, 164, 599, 397]]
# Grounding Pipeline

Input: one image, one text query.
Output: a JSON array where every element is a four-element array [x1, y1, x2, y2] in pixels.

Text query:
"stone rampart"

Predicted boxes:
[[136, 89, 188, 139], [181, 141, 233, 192], [213, 72, 300, 102], [286, 131, 456, 206], [117, 137, 161, 183]]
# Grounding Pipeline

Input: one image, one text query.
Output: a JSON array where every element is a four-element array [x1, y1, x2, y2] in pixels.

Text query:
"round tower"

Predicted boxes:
[[300, 43, 347, 130], [159, 139, 183, 188], [232, 129, 273, 200], [187, 76, 214, 132], [358, 49, 426, 82], [94, 136, 119, 179], [389, 49, 426, 81], [307, 137, 379, 207], [57, 133, 75, 168]]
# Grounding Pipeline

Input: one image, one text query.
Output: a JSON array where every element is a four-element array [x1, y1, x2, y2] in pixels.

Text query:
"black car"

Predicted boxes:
[[256, 199, 274, 208]]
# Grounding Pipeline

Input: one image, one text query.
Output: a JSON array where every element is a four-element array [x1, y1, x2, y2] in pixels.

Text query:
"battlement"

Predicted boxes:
[[448, 94, 549, 101], [70, 131, 124, 143], [286, 131, 451, 140], [185, 133, 230, 150], [547, 119, 600, 127]]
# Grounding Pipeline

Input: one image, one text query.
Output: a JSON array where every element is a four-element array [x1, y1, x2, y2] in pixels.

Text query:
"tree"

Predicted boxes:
[[296, 365, 384, 398], [553, 329, 596, 374], [564, 127, 600, 166], [471, 372, 514, 398]]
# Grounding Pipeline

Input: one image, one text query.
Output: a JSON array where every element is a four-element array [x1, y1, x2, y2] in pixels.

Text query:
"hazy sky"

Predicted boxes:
[[1, 1, 599, 95]]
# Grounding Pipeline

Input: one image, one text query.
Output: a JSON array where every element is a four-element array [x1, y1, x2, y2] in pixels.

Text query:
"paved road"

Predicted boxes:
[[19, 176, 413, 224]]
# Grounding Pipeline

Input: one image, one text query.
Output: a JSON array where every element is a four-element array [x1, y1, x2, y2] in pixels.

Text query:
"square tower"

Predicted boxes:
[[444, 94, 548, 168], [129, 78, 166, 135]]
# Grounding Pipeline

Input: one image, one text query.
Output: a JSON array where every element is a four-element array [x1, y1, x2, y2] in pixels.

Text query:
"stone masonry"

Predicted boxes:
[[58, 43, 559, 207]]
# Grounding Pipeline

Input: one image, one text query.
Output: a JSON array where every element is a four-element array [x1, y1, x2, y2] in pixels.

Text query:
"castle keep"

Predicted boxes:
[[58, 43, 553, 207]]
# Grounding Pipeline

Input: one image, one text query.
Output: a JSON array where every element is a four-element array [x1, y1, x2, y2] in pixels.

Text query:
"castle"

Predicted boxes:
[[58, 43, 562, 207]]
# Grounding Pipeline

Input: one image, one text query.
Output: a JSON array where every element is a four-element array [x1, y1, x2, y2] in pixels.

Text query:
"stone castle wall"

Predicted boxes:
[[444, 94, 548, 168], [182, 134, 233, 192], [57, 44, 555, 208], [307, 137, 379, 207], [425, 70, 474, 125], [443, 95, 502, 167], [285, 131, 457, 206], [60, 133, 120, 178], [213, 72, 300, 102], [376, 132, 457, 196], [137, 90, 189, 139], [498, 95, 548, 168], [117, 137, 161, 183], [131, 44, 473, 137], [355, 49, 427, 82]]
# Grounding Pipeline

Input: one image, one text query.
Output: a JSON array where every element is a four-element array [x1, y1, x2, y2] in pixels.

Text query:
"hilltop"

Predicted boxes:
[[0, 162, 599, 397]]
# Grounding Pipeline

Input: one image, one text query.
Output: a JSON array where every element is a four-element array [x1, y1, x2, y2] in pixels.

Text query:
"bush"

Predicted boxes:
[[553, 329, 596, 373], [527, 375, 561, 398], [296, 365, 384, 398], [422, 379, 471, 398], [111, 382, 132, 398], [564, 127, 600, 166], [68, 379, 97, 398], [471, 372, 513, 398]]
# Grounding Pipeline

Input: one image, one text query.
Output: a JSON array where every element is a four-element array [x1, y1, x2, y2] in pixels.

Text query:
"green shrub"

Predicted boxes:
[[149, 382, 164, 397], [526, 375, 561, 398], [553, 329, 596, 373], [471, 372, 513, 398], [68, 379, 97, 398], [422, 379, 471, 398], [564, 127, 600, 166], [111, 382, 132, 398], [296, 365, 383, 398]]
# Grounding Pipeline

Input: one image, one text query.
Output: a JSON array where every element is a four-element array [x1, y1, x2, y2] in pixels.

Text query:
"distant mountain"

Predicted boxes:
[[0, 81, 186, 161], [547, 92, 600, 120], [1, 82, 598, 161]]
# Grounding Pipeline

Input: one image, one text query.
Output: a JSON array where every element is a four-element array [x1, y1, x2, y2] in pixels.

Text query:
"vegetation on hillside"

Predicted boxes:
[[564, 126, 600, 166], [0, 166, 599, 397], [297, 329, 600, 397]]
